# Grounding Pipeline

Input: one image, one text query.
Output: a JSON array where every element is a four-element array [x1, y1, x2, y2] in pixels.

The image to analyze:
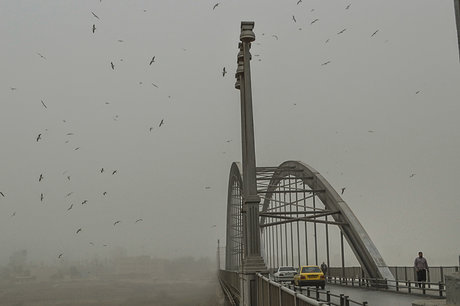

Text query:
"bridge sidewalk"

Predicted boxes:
[[299, 284, 442, 306]]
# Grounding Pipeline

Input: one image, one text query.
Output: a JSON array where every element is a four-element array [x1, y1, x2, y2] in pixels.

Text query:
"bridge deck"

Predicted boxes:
[[296, 284, 441, 306]]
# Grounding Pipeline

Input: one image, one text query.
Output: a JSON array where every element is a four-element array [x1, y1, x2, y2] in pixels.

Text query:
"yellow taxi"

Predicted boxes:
[[293, 265, 326, 289]]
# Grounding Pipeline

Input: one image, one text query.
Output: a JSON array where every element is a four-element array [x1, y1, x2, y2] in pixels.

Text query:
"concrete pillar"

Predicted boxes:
[[236, 21, 268, 306]]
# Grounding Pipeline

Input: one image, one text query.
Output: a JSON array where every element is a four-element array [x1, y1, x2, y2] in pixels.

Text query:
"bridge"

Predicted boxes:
[[217, 5, 460, 305]]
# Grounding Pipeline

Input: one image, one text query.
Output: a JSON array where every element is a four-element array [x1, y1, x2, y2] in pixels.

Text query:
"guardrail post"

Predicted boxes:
[[422, 283, 426, 295], [326, 290, 331, 303], [407, 280, 411, 293], [340, 294, 345, 306], [345, 296, 350, 306], [316, 288, 320, 300], [363, 302, 368, 306], [306, 287, 310, 297], [351, 278, 354, 287], [279, 285, 282, 306], [439, 281, 444, 297], [427, 270, 431, 289], [267, 280, 271, 306], [396, 279, 399, 292]]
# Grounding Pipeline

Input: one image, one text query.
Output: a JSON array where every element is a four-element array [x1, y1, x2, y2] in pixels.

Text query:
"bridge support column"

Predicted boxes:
[[235, 21, 268, 305]]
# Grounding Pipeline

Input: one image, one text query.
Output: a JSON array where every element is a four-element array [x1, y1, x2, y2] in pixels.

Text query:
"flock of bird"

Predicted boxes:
[[2, 1, 425, 261]]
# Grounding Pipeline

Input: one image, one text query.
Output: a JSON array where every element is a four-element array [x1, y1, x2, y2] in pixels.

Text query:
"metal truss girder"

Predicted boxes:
[[257, 189, 325, 194], [260, 210, 332, 216], [256, 176, 313, 181], [261, 218, 346, 227], [259, 161, 394, 281]]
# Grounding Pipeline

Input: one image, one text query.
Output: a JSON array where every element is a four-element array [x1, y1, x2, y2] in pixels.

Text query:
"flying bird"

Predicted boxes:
[[310, 19, 319, 25], [321, 61, 331, 66], [67, 204, 73, 211], [415, 90, 421, 94], [345, 4, 351, 9], [149, 56, 155, 65], [149, 127, 153, 132], [368, 130, 375, 133], [74, 147, 80, 150], [135, 219, 143, 223], [10, 87, 17, 91], [58, 253, 63, 258], [297, 0, 302, 4], [211, 225, 216, 228], [11, 212, 16, 217], [91, 11, 100, 19], [159, 119, 164, 127], [89, 242, 95, 246], [81, 200, 88, 205], [92, 24, 96, 33], [76, 228, 82, 234], [40, 193, 44, 202], [110, 62, 114, 70], [212, 3, 220, 10], [112, 170, 117, 175], [152, 83, 159, 88], [205, 186, 211, 190], [113, 220, 121, 226], [292, 15, 297, 23], [325, 39, 330, 43], [272, 34, 279, 40], [371, 29, 379, 37], [100, 168, 104, 173], [36, 134, 42, 142], [39, 174, 44, 182], [103, 191, 107, 196], [0, 191, 4, 197], [67, 176, 71, 181], [66, 133, 74, 136], [66, 192, 73, 197], [337, 28, 347, 35], [222, 67, 227, 77], [341, 187, 346, 195], [409, 173, 416, 178], [37, 53, 47, 60]]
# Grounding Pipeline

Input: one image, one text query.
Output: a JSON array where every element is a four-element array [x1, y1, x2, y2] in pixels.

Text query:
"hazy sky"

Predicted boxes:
[[0, 0, 459, 266]]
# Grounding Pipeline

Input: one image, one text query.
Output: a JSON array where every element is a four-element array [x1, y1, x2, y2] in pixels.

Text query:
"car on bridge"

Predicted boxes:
[[293, 265, 326, 289], [273, 266, 297, 283]]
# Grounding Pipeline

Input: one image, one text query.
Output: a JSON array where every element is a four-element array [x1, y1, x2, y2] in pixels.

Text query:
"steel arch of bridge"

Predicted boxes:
[[225, 161, 394, 281]]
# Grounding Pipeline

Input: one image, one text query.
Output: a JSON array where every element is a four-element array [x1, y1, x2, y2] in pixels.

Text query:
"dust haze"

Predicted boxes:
[[1, 0, 460, 304], [0, 249, 223, 306]]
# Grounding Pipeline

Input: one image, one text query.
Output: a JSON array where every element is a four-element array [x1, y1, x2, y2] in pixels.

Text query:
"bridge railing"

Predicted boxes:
[[328, 275, 447, 297], [328, 266, 459, 284], [219, 269, 240, 301]]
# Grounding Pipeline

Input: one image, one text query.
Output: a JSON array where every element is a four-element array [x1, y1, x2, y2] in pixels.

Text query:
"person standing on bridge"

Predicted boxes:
[[414, 251, 429, 288], [321, 262, 328, 275]]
